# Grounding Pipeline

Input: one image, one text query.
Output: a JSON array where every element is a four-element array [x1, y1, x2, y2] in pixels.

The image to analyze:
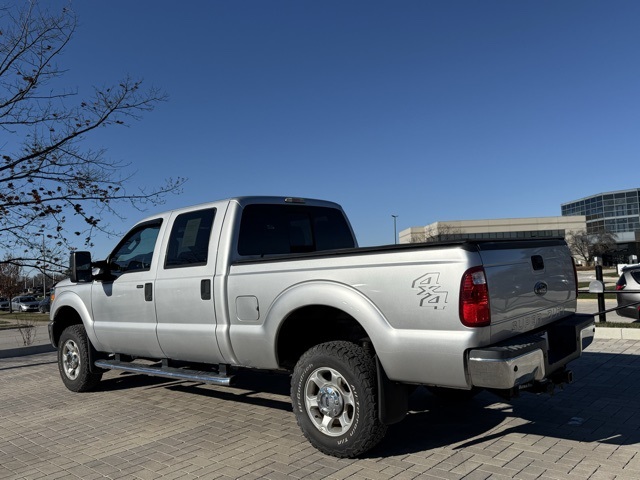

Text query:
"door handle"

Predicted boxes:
[[201, 279, 211, 300], [144, 283, 153, 302]]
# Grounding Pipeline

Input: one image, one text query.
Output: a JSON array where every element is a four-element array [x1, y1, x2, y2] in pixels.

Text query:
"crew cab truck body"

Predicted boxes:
[[49, 196, 595, 458]]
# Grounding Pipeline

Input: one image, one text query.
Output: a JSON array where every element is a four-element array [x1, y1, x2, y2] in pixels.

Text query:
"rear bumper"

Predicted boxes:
[[467, 314, 595, 390]]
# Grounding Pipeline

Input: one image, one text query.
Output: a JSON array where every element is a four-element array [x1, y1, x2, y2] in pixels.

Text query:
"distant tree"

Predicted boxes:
[[565, 229, 617, 265], [0, 258, 22, 312], [565, 231, 591, 265], [590, 229, 618, 260], [0, 2, 184, 271], [410, 223, 462, 243]]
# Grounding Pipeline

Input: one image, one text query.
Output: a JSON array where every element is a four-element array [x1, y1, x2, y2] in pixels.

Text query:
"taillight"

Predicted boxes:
[[616, 275, 626, 291], [460, 267, 490, 327]]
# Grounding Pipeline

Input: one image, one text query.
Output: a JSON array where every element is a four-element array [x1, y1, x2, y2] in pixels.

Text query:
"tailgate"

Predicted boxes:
[[476, 240, 577, 343]]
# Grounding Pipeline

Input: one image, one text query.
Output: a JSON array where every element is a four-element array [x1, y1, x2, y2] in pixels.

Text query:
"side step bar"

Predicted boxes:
[[94, 359, 234, 386]]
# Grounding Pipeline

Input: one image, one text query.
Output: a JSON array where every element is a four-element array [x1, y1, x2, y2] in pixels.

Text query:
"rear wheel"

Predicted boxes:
[[58, 324, 102, 392], [291, 341, 387, 458]]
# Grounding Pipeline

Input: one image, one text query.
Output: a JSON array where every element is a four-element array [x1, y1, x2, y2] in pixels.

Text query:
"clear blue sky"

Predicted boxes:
[[53, 1, 640, 256]]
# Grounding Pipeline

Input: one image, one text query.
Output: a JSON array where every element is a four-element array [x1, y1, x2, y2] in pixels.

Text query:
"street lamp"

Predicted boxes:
[[392, 215, 398, 244]]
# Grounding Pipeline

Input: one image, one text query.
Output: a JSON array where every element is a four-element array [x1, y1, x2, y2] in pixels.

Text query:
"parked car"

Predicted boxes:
[[11, 295, 41, 312], [0, 297, 9, 311], [39, 296, 51, 313], [38, 287, 55, 313], [616, 265, 640, 319]]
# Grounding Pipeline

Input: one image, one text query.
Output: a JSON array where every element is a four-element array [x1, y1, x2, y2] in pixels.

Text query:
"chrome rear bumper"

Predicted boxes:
[[468, 314, 595, 390]]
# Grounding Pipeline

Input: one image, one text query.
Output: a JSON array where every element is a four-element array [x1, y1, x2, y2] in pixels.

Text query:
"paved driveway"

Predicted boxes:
[[1, 339, 639, 479]]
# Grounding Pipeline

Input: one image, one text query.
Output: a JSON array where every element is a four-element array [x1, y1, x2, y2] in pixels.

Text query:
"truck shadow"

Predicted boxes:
[[98, 367, 294, 413], [96, 349, 639, 458], [370, 349, 640, 457]]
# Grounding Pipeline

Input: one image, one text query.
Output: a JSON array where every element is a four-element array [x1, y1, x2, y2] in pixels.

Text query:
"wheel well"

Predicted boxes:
[[51, 306, 83, 347], [276, 305, 371, 370]]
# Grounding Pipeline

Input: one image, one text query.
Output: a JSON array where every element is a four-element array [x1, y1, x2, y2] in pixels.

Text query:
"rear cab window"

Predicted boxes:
[[237, 204, 355, 257]]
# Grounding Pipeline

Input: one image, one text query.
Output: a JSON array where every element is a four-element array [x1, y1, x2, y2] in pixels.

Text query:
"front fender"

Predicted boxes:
[[50, 288, 104, 352]]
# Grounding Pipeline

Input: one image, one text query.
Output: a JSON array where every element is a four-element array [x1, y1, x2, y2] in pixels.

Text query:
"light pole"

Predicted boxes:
[[392, 215, 398, 244], [42, 234, 46, 297]]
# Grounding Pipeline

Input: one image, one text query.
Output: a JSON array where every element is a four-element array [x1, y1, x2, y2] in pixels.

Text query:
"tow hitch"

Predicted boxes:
[[526, 368, 574, 394], [492, 368, 574, 399]]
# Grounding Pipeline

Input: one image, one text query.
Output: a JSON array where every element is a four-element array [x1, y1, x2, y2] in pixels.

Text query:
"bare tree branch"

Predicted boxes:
[[0, 2, 185, 270]]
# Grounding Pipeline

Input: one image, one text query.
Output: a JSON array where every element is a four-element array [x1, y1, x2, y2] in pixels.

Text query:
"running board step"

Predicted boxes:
[[94, 359, 234, 386]]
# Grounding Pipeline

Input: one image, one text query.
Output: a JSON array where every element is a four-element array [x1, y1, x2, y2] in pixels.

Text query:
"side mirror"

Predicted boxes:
[[92, 259, 117, 281], [69, 251, 93, 283]]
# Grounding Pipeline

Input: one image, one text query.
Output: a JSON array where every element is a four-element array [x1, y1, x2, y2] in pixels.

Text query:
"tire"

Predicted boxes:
[[291, 341, 387, 458], [58, 324, 102, 392]]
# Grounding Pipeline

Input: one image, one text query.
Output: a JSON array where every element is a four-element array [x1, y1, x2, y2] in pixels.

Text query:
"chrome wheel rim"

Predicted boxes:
[[304, 366, 355, 437], [62, 339, 81, 380]]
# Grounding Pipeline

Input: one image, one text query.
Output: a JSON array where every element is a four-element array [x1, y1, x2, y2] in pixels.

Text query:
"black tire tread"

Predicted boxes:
[[291, 341, 387, 458], [58, 324, 102, 392]]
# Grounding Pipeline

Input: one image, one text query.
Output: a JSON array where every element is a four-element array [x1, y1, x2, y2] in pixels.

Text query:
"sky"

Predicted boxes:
[[39, 0, 640, 256]]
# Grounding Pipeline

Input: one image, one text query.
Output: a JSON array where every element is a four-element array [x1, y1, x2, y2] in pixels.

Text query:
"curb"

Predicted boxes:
[[0, 344, 55, 359], [594, 327, 640, 340]]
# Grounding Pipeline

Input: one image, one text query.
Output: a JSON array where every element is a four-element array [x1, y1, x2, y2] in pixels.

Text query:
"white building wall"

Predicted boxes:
[[399, 216, 586, 244]]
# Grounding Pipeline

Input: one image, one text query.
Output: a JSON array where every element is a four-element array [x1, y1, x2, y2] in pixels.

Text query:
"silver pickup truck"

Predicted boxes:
[[49, 196, 595, 457]]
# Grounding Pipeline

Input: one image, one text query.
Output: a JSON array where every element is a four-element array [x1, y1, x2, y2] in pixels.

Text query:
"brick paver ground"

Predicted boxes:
[[0, 338, 639, 479]]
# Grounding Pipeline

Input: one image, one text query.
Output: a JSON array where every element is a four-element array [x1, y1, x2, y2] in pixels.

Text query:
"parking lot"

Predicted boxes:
[[0, 337, 639, 479]]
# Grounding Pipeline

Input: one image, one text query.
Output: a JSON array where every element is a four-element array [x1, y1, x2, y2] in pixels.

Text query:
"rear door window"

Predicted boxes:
[[164, 208, 216, 268]]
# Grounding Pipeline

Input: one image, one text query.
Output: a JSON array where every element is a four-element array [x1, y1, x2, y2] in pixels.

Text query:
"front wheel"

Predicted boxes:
[[58, 324, 102, 392], [291, 341, 387, 458]]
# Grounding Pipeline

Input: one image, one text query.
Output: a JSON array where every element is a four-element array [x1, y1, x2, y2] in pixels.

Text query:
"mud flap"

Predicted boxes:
[[376, 356, 409, 425]]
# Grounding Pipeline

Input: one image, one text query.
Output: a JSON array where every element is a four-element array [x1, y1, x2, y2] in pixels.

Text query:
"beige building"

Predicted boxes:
[[399, 215, 586, 244]]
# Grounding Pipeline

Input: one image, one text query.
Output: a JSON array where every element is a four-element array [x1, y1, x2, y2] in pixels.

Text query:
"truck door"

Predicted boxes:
[[91, 219, 165, 357], [154, 207, 224, 363]]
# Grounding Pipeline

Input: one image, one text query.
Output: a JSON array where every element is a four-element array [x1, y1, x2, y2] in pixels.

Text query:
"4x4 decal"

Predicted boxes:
[[412, 272, 448, 309]]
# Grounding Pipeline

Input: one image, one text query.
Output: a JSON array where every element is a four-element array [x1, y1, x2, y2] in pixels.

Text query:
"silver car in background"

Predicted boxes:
[[11, 295, 41, 312], [616, 265, 640, 320]]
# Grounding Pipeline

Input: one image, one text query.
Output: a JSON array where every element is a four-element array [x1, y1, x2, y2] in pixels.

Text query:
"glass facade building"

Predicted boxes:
[[562, 188, 640, 264], [561, 189, 640, 235]]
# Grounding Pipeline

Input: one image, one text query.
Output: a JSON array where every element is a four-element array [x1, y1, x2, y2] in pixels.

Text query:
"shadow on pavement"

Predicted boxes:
[[97, 367, 294, 412], [0, 343, 55, 359], [98, 371, 186, 391], [370, 349, 640, 457], [31, 347, 639, 458]]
